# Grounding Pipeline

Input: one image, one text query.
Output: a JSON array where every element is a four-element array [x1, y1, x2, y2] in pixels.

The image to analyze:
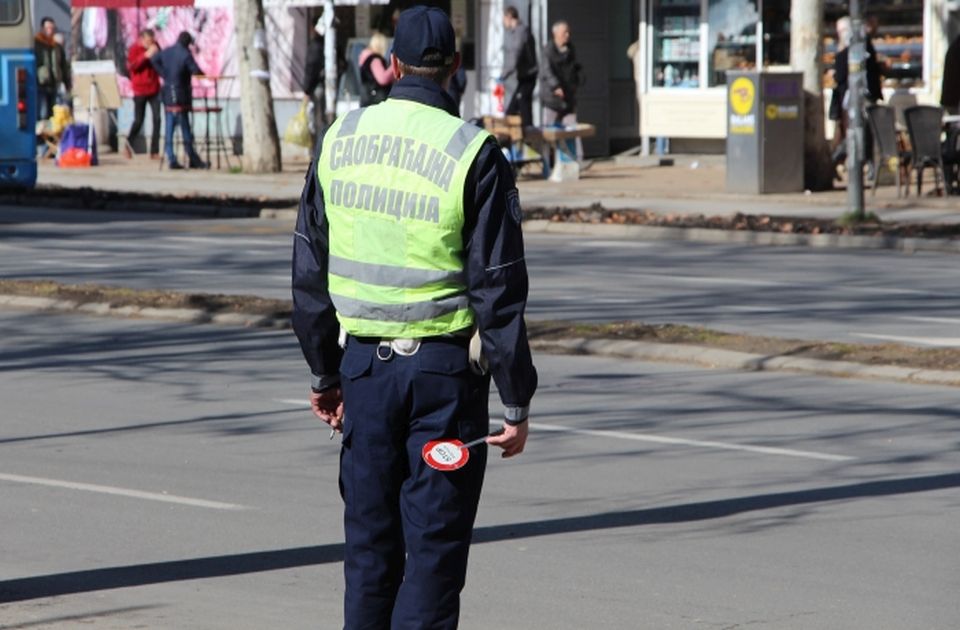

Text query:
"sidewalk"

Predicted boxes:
[[30, 152, 960, 224]]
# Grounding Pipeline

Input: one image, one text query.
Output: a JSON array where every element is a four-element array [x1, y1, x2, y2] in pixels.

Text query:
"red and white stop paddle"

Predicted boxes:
[[422, 430, 504, 471]]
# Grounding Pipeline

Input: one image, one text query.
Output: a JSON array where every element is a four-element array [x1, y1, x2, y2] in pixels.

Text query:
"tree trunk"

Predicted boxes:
[[235, 0, 282, 173], [790, 0, 833, 191]]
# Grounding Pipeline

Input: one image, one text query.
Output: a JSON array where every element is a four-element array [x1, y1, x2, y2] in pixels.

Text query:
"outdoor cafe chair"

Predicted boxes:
[[903, 105, 948, 196], [866, 104, 909, 197]]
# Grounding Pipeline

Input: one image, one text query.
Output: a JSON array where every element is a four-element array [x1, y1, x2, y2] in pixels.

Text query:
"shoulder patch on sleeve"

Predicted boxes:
[[507, 189, 523, 224]]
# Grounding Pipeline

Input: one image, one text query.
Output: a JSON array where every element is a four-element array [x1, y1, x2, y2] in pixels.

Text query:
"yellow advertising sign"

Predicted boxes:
[[729, 77, 755, 116]]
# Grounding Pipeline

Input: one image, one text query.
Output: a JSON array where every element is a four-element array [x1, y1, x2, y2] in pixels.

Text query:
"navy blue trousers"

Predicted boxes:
[[338, 337, 490, 630]]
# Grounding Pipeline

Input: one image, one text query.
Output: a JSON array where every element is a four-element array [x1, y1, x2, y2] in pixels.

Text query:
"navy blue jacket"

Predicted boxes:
[[151, 43, 202, 107], [292, 75, 538, 418]]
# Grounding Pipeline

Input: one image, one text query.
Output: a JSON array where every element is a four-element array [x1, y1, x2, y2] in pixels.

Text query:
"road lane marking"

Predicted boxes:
[[167, 236, 285, 247], [850, 333, 960, 347], [0, 473, 249, 510], [899, 316, 960, 325], [274, 400, 853, 461], [533, 423, 854, 461]]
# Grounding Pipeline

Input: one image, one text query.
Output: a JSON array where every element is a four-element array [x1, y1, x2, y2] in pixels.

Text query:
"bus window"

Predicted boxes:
[[0, 0, 24, 25]]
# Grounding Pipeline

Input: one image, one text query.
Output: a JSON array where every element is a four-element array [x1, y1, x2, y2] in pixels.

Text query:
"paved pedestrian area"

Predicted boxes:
[[1, 311, 957, 629], [34, 153, 960, 224]]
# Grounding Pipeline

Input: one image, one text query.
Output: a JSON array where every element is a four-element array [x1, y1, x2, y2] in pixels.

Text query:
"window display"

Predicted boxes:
[[707, 0, 758, 86], [652, 0, 701, 88]]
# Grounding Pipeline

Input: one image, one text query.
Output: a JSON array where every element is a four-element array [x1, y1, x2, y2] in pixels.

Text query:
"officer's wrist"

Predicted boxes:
[[504, 405, 529, 426], [311, 373, 341, 393]]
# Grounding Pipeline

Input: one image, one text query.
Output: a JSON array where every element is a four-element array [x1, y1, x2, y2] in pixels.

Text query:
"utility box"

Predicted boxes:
[[726, 71, 804, 194]]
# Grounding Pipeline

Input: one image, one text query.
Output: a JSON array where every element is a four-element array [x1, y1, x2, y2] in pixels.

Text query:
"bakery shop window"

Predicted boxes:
[[823, 0, 925, 89]]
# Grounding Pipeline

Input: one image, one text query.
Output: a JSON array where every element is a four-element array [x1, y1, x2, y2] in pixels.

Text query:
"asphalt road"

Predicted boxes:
[[1, 310, 958, 629], [2, 205, 960, 347]]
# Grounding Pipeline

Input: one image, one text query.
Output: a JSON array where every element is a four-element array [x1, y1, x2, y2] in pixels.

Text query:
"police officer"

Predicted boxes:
[[291, 6, 538, 629]]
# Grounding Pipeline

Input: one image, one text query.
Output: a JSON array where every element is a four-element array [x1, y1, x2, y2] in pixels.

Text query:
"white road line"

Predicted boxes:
[[33, 259, 112, 269], [899, 315, 960, 325], [533, 423, 854, 461], [167, 236, 285, 247], [273, 399, 853, 462], [0, 473, 249, 510], [850, 333, 960, 347]]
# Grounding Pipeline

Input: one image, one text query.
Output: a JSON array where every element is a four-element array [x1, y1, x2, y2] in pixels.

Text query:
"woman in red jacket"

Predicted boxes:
[[126, 29, 161, 159]]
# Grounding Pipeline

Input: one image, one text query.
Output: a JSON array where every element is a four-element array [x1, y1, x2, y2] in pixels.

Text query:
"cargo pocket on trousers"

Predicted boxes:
[[417, 345, 487, 443]]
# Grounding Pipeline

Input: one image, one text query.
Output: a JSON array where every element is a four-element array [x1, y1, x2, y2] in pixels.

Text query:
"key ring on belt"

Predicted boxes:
[[376, 338, 421, 361]]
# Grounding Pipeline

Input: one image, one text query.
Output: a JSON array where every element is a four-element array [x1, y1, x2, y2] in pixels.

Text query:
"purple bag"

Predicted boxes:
[[57, 123, 99, 166]]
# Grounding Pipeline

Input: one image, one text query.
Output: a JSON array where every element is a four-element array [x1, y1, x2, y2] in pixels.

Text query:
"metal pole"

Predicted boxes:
[[846, 0, 865, 220], [323, 0, 337, 124]]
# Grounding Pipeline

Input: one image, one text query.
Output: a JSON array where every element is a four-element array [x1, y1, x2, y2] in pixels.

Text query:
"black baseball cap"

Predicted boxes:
[[392, 6, 455, 68]]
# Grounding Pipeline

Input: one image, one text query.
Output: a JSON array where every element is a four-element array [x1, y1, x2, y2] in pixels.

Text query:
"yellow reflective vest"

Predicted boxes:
[[317, 99, 491, 338]]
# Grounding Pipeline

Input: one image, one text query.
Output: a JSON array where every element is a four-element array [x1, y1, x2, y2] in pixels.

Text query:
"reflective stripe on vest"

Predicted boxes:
[[318, 100, 490, 337]]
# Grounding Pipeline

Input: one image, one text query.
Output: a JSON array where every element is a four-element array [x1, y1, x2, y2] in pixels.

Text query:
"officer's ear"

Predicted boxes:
[[390, 54, 402, 80], [440, 52, 461, 91]]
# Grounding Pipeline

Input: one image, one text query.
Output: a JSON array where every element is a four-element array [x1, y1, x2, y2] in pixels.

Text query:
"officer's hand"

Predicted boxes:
[[487, 421, 528, 458], [310, 387, 344, 432]]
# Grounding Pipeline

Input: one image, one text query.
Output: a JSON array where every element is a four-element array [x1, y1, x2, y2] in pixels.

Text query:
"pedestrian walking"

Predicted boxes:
[[302, 17, 328, 150], [151, 31, 207, 170], [34, 17, 71, 122], [292, 6, 537, 629], [540, 20, 584, 160], [358, 32, 394, 106], [125, 28, 161, 159], [499, 5, 538, 128]]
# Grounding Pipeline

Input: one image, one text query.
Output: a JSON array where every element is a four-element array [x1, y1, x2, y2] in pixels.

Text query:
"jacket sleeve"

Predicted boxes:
[[500, 29, 520, 80], [463, 140, 538, 420], [187, 52, 203, 77], [540, 45, 559, 91], [292, 151, 344, 391]]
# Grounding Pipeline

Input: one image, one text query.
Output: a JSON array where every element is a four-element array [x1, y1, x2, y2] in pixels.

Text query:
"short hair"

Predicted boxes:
[[177, 31, 194, 47], [40, 17, 54, 28], [503, 6, 519, 20], [140, 28, 155, 38], [552, 20, 569, 34], [397, 57, 455, 86]]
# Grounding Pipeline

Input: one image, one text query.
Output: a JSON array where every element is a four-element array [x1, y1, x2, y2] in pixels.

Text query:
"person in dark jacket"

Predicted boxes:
[[830, 16, 884, 175], [34, 17, 71, 121], [151, 31, 206, 169], [302, 17, 327, 148], [499, 6, 537, 127], [540, 20, 584, 159], [942, 36, 960, 114], [358, 32, 394, 106], [292, 7, 536, 628], [125, 29, 161, 159]]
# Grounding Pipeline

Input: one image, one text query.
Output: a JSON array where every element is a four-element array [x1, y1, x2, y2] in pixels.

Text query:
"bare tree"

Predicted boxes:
[[791, 0, 834, 191], [235, 0, 282, 173]]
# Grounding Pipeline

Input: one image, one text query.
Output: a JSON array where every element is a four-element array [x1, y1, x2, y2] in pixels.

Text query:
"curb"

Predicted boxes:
[[0, 294, 289, 329], [3, 292, 959, 389], [0, 187, 299, 219], [530, 337, 960, 388], [521, 220, 960, 254]]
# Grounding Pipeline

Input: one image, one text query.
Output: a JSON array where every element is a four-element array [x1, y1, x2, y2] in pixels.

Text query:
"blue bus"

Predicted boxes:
[[0, 0, 36, 189]]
